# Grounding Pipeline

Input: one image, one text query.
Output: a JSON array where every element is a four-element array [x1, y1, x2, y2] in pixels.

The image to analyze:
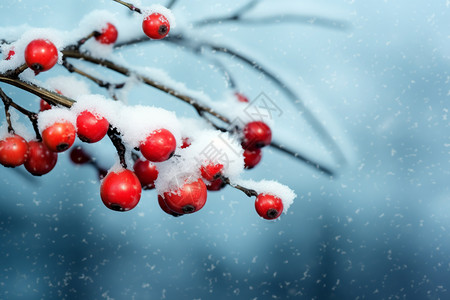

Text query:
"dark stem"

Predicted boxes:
[[0, 87, 41, 140], [62, 59, 125, 90], [0, 74, 74, 108], [112, 0, 142, 14], [270, 140, 335, 176], [62, 49, 230, 123], [5, 63, 28, 78], [75, 31, 100, 48], [107, 125, 127, 169], [222, 176, 258, 197], [206, 43, 347, 166], [0, 88, 14, 133]]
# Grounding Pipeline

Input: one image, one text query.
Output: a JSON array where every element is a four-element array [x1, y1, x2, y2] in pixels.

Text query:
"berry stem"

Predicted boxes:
[[107, 125, 128, 169], [0, 88, 15, 134], [112, 0, 142, 14], [5, 63, 28, 78], [221, 176, 258, 198], [62, 59, 125, 91], [0, 88, 41, 140], [75, 31, 100, 48]]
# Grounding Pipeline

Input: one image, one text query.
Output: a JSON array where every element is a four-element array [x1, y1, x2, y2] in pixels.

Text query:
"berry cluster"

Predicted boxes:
[[0, 2, 297, 221]]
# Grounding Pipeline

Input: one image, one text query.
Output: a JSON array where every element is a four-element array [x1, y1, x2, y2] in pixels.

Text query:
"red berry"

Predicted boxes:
[[200, 163, 223, 182], [140, 129, 176, 162], [76, 110, 109, 143], [206, 177, 226, 191], [42, 121, 76, 152], [162, 178, 207, 214], [142, 13, 170, 40], [158, 195, 183, 217], [24, 140, 58, 176], [70, 146, 91, 165], [100, 169, 142, 211], [5, 49, 15, 60], [95, 22, 118, 45], [133, 159, 158, 190], [235, 92, 249, 103], [40, 99, 52, 111], [24, 39, 58, 72], [181, 137, 191, 149], [0, 135, 29, 167], [242, 121, 272, 150], [255, 194, 283, 220], [244, 148, 262, 169]]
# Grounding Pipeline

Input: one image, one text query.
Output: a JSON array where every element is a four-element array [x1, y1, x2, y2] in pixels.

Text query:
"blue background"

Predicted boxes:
[[1, 1, 450, 299]]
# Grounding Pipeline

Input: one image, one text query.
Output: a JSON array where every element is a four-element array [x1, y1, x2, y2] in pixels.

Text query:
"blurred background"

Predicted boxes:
[[1, 0, 449, 299]]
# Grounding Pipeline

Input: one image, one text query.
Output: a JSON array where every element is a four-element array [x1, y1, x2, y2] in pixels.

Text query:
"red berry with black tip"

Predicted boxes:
[[100, 169, 141, 212], [142, 13, 170, 40], [162, 178, 207, 214], [76, 110, 109, 143], [0, 134, 29, 167], [244, 148, 262, 169], [70, 146, 91, 165], [95, 22, 118, 45], [206, 177, 226, 191], [140, 128, 176, 162], [255, 194, 283, 220], [24, 140, 58, 176], [158, 195, 183, 217], [133, 159, 158, 190], [24, 39, 58, 72], [42, 121, 76, 153], [242, 121, 272, 150], [200, 163, 223, 182]]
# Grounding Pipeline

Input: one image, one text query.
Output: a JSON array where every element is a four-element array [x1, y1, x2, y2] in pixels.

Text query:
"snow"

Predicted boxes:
[[45, 76, 91, 100], [234, 179, 297, 213], [37, 107, 76, 132], [142, 5, 176, 29]]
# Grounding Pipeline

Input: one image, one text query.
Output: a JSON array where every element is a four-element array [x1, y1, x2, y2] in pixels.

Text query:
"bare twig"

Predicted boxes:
[[0, 87, 41, 139], [222, 176, 258, 197], [62, 49, 230, 124], [112, 0, 142, 14]]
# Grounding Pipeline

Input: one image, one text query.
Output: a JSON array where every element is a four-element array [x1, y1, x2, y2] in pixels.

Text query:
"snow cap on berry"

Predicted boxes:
[[142, 5, 176, 29], [37, 107, 76, 133], [71, 94, 120, 123], [234, 179, 297, 213]]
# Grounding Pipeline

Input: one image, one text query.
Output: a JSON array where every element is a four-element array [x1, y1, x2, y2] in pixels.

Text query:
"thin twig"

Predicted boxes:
[[62, 49, 230, 123], [222, 176, 258, 197], [166, 0, 178, 9], [0, 74, 74, 108], [0, 88, 14, 133], [0, 87, 41, 139], [62, 59, 125, 89], [112, 0, 142, 14]]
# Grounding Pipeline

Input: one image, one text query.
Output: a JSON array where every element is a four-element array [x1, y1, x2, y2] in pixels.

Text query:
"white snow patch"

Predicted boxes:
[[38, 107, 76, 132], [234, 179, 297, 213]]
